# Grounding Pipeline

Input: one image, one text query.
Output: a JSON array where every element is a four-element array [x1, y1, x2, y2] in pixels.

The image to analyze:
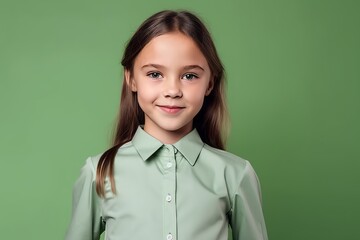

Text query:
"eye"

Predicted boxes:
[[182, 73, 198, 80], [147, 72, 162, 79]]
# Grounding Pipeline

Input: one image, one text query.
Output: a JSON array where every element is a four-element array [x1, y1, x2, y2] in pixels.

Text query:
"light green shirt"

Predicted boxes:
[[65, 127, 268, 240]]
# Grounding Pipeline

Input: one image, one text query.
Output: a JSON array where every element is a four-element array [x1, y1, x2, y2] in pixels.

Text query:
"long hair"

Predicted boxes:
[[96, 10, 229, 197]]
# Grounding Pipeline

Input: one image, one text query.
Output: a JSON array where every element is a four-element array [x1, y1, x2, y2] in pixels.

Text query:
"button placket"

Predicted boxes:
[[163, 145, 177, 240]]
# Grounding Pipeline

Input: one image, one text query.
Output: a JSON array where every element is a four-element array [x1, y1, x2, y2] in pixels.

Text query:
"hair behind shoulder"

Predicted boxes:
[[96, 10, 229, 197]]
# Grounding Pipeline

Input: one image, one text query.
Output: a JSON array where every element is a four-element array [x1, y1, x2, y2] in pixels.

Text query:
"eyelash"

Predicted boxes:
[[147, 72, 162, 79], [146, 72, 199, 80], [182, 73, 198, 80]]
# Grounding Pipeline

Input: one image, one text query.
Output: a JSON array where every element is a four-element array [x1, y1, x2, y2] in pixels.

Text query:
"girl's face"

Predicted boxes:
[[126, 31, 213, 143]]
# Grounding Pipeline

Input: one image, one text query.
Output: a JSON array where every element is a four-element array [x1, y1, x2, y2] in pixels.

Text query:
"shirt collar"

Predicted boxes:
[[132, 126, 204, 166]]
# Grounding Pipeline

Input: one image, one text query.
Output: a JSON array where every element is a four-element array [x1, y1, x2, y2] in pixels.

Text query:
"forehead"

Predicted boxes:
[[134, 32, 209, 69]]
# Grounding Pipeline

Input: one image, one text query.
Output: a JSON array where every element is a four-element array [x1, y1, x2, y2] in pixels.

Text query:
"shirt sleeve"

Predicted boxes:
[[65, 157, 105, 240], [229, 161, 268, 240]]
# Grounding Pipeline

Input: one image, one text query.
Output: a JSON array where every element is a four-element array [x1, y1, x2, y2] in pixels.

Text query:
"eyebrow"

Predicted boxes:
[[141, 64, 204, 71]]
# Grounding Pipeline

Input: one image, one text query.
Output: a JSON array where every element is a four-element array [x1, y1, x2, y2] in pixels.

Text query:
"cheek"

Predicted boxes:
[[187, 85, 208, 100], [136, 86, 156, 105], [189, 94, 206, 110]]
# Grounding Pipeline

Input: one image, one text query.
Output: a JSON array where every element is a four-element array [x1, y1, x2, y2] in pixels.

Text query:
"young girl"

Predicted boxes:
[[66, 10, 268, 240]]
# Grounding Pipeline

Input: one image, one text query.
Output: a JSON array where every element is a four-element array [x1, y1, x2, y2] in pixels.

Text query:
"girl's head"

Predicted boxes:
[[97, 10, 228, 196], [117, 10, 228, 148]]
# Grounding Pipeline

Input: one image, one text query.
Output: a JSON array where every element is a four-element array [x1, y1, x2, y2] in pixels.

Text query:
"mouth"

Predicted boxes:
[[157, 105, 185, 114]]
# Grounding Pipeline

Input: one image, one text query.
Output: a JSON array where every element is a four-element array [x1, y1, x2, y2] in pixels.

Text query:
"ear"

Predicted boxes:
[[205, 78, 214, 96], [125, 69, 137, 92]]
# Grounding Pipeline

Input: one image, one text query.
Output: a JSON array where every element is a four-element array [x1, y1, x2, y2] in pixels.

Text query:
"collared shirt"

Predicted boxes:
[[65, 127, 268, 240]]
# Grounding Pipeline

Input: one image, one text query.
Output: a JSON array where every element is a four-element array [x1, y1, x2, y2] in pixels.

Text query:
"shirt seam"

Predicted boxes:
[[228, 160, 250, 215]]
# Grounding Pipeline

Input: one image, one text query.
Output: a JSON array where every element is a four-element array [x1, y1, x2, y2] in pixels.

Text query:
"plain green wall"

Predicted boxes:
[[1, 0, 359, 239]]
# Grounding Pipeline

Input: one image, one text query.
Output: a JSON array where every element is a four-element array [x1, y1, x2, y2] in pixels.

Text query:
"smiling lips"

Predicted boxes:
[[158, 105, 185, 114]]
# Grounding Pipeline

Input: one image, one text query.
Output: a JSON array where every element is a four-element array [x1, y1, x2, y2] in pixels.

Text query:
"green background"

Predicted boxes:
[[1, 0, 359, 239]]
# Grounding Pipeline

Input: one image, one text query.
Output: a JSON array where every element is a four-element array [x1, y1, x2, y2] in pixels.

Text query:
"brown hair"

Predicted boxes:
[[96, 10, 229, 197]]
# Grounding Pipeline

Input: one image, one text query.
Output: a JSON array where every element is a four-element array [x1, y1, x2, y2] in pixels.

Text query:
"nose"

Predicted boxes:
[[163, 78, 183, 98]]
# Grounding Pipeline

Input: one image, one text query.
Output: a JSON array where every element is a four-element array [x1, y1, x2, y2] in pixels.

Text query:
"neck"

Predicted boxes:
[[143, 125, 193, 144]]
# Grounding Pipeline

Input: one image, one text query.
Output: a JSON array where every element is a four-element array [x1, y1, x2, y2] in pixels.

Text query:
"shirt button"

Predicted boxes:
[[166, 162, 172, 168], [167, 233, 173, 240], [166, 194, 172, 202]]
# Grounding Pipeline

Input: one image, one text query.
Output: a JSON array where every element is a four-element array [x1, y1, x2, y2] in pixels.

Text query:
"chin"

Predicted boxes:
[[164, 124, 192, 133]]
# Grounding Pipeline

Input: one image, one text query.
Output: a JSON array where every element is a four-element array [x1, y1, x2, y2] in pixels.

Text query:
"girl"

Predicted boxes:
[[66, 10, 268, 240]]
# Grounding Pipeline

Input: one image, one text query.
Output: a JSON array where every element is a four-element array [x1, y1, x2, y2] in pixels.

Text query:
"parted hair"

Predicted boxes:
[[96, 10, 229, 197]]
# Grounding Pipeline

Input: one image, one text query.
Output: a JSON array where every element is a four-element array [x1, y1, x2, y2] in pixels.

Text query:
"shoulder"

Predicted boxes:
[[75, 156, 99, 183], [200, 144, 258, 191], [85, 154, 101, 172], [86, 140, 135, 168], [79, 152, 105, 178], [201, 144, 248, 172], [201, 145, 263, 206]]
